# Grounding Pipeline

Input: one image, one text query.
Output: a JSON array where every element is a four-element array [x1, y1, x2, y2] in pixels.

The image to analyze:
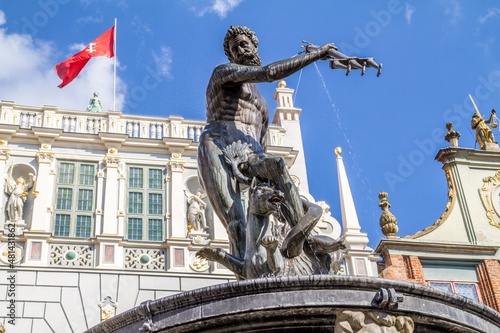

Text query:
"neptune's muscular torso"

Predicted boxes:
[[204, 63, 269, 152]]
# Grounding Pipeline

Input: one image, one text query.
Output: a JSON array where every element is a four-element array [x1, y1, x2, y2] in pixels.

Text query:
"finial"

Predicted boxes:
[[444, 122, 460, 147], [378, 191, 398, 237], [278, 80, 286, 88], [334, 147, 342, 156]]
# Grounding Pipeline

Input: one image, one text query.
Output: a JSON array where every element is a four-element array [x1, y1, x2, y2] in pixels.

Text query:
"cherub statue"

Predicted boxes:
[[5, 173, 34, 222], [187, 190, 209, 232], [86, 92, 102, 112]]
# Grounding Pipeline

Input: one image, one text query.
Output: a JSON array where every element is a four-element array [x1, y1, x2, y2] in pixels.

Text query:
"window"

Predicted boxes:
[[423, 261, 482, 303], [126, 166, 164, 241], [53, 162, 97, 238], [428, 281, 481, 302]]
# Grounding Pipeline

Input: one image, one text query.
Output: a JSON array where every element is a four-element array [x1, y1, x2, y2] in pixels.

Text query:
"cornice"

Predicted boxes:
[[375, 237, 498, 256]]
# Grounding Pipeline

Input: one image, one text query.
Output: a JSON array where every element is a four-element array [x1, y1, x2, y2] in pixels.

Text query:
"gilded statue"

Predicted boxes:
[[471, 109, 496, 149]]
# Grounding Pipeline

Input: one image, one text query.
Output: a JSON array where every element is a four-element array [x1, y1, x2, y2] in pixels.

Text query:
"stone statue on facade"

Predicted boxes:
[[86, 92, 102, 112], [196, 26, 344, 278], [187, 190, 209, 232], [5, 173, 34, 222]]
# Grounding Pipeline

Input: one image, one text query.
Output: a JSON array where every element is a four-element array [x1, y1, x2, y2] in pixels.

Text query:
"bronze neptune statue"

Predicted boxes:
[[197, 26, 345, 279]]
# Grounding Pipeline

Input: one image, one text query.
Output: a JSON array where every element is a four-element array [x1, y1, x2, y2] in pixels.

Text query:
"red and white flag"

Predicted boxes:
[[55, 26, 115, 88]]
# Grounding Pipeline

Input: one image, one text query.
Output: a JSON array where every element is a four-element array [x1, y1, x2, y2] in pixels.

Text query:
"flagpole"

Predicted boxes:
[[113, 18, 117, 111]]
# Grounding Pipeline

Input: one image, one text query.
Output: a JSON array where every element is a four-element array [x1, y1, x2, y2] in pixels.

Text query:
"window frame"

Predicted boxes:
[[126, 165, 165, 242], [53, 161, 97, 238], [427, 280, 482, 303]]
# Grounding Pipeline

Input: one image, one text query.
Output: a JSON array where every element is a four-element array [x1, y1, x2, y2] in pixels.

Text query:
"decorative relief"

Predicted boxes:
[[335, 310, 414, 333], [36, 151, 54, 164], [189, 252, 209, 272], [0, 243, 24, 265], [124, 248, 165, 270], [0, 148, 10, 161], [99, 296, 117, 322], [104, 155, 121, 168], [479, 170, 500, 229], [49, 244, 94, 267], [168, 160, 184, 173]]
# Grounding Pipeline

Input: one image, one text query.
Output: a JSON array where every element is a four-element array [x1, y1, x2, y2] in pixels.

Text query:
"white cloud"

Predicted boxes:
[[153, 46, 173, 78], [131, 15, 153, 35], [443, 0, 463, 25], [191, 0, 243, 19], [479, 8, 500, 25], [405, 3, 415, 25], [0, 20, 125, 112], [76, 15, 104, 24], [0, 10, 5, 26], [477, 37, 495, 55]]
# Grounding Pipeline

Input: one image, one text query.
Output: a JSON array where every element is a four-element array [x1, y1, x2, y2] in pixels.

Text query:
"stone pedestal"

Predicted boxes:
[[483, 142, 500, 151], [187, 230, 210, 246], [4, 220, 26, 235]]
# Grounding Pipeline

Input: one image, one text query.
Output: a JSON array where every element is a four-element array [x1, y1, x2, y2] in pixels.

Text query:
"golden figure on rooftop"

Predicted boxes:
[[469, 94, 498, 150]]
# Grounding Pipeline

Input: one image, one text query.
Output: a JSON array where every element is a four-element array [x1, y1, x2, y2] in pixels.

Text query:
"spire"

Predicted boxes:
[[335, 147, 369, 250]]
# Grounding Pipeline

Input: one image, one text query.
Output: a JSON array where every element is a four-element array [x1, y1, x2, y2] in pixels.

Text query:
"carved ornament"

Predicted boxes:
[[189, 252, 209, 272], [99, 296, 117, 322], [104, 154, 121, 168], [36, 151, 54, 164], [378, 192, 398, 237], [335, 309, 414, 333], [0, 148, 10, 161], [0, 243, 24, 264], [479, 170, 500, 229], [168, 160, 184, 173]]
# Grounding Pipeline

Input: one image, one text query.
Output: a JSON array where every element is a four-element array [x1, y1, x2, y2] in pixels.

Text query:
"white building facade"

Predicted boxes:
[[0, 82, 375, 332]]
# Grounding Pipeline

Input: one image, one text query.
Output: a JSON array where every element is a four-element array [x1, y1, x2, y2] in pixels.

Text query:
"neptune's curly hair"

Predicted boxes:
[[223, 26, 259, 61]]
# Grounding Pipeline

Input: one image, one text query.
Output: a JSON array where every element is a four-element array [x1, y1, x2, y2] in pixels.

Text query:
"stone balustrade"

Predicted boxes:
[[0, 101, 288, 145], [0, 101, 206, 142]]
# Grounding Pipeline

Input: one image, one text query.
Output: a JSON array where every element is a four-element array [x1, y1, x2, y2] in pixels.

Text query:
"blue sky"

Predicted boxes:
[[2, 1, 500, 248]]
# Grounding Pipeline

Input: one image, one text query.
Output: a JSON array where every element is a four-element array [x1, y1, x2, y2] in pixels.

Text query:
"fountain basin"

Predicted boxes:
[[86, 275, 500, 332]]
